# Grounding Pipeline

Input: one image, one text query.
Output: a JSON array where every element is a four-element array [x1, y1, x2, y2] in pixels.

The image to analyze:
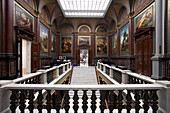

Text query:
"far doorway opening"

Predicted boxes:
[[80, 49, 88, 66]]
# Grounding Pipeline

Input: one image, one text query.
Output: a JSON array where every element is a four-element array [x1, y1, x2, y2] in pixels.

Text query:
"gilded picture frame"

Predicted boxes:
[[112, 33, 117, 55], [14, 1, 34, 32], [134, 3, 155, 32], [96, 36, 108, 57], [51, 32, 56, 52], [78, 36, 91, 45], [60, 36, 73, 56], [40, 23, 48, 54], [120, 24, 129, 55]]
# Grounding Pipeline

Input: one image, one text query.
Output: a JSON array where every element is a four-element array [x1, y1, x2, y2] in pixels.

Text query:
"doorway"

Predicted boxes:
[[22, 39, 31, 75], [80, 49, 88, 66]]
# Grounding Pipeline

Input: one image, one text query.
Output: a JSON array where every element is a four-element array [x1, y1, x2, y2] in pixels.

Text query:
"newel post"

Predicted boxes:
[[38, 70, 47, 84], [121, 70, 131, 84]]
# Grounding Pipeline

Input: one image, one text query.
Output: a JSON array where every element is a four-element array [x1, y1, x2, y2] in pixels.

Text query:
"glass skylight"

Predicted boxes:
[[57, 0, 112, 18]]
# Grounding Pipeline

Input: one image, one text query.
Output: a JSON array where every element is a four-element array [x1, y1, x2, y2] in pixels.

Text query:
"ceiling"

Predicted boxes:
[[57, 0, 112, 18]]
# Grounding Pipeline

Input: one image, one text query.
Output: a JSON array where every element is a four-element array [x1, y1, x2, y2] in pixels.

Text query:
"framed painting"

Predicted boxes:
[[60, 36, 73, 56], [78, 36, 91, 45], [134, 4, 154, 32], [112, 33, 117, 55], [51, 33, 56, 52], [40, 23, 48, 53], [14, 2, 34, 31], [120, 24, 129, 55], [96, 36, 108, 57]]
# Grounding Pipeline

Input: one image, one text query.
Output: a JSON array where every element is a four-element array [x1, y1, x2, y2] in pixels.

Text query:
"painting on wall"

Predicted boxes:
[[112, 33, 117, 55], [78, 36, 91, 45], [61, 36, 72, 55], [96, 36, 108, 56], [40, 23, 48, 53], [15, 3, 34, 31], [135, 6, 153, 32], [120, 24, 129, 55], [51, 33, 56, 52]]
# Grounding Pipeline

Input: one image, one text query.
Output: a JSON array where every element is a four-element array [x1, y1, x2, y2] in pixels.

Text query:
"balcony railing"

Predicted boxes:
[[97, 62, 155, 84], [5, 84, 162, 113]]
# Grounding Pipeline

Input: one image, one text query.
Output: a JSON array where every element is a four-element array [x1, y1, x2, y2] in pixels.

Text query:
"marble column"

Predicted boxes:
[[48, 27, 52, 56], [90, 32, 96, 57], [108, 32, 113, 57], [151, 0, 165, 79], [56, 32, 60, 57], [117, 27, 120, 56], [35, 14, 40, 43], [128, 13, 134, 56]]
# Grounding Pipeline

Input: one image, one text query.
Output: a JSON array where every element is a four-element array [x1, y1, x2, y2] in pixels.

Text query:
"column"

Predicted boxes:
[[35, 14, 40, 43], [108, 32, 112, 57], [117, 26, 120, 56], [151, 0, 164, 79], [48, 27, 52, 56], [128, 13, 134, 56], [56, 32, 60, 57], [1, 0, 14, 53], [73, 32, 78, 63], [91, 32, 96, 57]]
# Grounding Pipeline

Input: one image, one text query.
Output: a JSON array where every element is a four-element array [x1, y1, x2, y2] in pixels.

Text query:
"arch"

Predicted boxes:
[[77, 25, 92, 32], [39, 1, 56, 13], [117, 6, 128, 24], [95, 24, 109, 33], [60, 23, 74, 33], [40, 6, 51, 23]]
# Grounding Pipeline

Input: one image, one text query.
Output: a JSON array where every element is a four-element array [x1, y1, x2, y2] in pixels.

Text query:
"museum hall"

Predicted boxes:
[[0, 0, 170, 113]]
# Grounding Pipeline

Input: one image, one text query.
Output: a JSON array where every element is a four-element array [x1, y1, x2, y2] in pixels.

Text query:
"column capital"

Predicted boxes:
[[108, 32, 113, 35], [72, 32, 78, 35], [56, 32, 61, 35], [128, 12, 134, 19], [34, 10, 40, 18], [90, 32, 96, 35], [116, 25, 121, 30]]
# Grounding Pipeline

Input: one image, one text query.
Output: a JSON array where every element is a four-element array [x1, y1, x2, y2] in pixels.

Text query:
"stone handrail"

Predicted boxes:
[[97, 62, 155, 84], [13, 62, 72, 84], [5, 84, 162, 113]]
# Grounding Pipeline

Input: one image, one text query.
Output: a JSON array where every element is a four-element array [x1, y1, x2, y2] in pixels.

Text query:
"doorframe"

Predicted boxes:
[[76, 44, 92, 66]]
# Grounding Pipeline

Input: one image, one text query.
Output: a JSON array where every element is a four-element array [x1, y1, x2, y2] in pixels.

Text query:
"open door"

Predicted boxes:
[[31, 43, 40, 73]]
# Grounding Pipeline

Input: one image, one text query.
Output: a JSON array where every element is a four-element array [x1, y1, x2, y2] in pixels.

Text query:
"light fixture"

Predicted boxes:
[[57, 0, 112, 18]]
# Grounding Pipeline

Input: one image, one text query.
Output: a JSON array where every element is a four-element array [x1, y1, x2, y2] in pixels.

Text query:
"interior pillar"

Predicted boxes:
[[48, 27, 52, 56], [73, 32, 78, 63], [108, 32, 112, 57], [56, 32, 60, 57], [128, 14, 134, 56], [90, 32, 96, 57], [117, 27, 120, 56], [151, 0, 165, 79]]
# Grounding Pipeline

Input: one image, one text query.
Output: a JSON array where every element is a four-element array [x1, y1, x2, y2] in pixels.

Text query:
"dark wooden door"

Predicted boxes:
[[135, 27, 154, 77], [31, 43, 40, 73]]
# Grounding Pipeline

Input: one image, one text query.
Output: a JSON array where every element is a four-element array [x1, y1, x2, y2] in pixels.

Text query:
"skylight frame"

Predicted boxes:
[[57, 0, 112, 18]]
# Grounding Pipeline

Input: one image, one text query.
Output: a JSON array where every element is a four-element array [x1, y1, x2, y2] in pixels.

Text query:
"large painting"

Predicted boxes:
[[61, 36, 72, 55], [96, 36, 108, 56], [120, 24, 129, 55], [78, 36, 91, 45], [15, 3, 34, 31], [51, 33, 56, 52], [40, 23, 48, 53], [112, 33, 117, 55], [135, 6, 153, 31]]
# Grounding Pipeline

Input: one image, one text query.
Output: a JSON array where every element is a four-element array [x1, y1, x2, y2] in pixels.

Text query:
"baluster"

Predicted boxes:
[[19, 90, 26, 113], [46, 90, 52, 113], [117, 90, 123, 113], [91, 90, 97, 113], [73, 90, 79, 113], [128, 76, 132, 84], [37, 90, 43, 113], [150, 90, 159, 113], [28, 90, 34, 113], [38, 75, 41, 84], [64, 90, 70, 113], [143, 90, 149, 113], [100, 90, 105, 113], [82, 90, 88, 113], [53, 90, 61, 113], [126, 90, 132, 113], [10, 90, 18, 113], [134, 90, 141, 113], [33, 77, 36, 84], [109, 91, 115, 113]]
